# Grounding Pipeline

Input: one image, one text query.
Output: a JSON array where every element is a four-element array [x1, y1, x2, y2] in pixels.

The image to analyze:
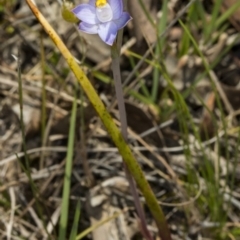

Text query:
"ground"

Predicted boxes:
[[0, 0, 240, 239]]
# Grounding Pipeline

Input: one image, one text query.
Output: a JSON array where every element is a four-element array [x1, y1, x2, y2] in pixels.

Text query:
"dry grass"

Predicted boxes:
[[0, 0, 240, 239]]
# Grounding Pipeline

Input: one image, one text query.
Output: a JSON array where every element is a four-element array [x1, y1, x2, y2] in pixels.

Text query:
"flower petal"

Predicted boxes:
[[98, 22, 118, 45], [79, 22, 98, 34], [72, 4, 98, 24], [114, 12, 132, 29], [88, 0, 95, 6], [108, 0, 122, 19]]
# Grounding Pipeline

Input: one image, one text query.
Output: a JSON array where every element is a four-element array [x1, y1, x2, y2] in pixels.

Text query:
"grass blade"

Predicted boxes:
[[69, 200, 81, 240], [152, 0, 168, 102], [58, 89, 77, 240]]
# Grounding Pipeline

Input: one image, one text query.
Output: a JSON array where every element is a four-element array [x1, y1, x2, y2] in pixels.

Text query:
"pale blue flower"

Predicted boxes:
[[72, 0, 132, 45]]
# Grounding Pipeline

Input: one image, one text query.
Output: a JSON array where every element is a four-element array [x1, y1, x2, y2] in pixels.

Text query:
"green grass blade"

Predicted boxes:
[[179, 19, 231, 224], [69, 200, 81, 240], [58, 89, 77, 240], [197, 1, 208, 38], [128, 55, 151, 98], [91, 70, 112, 84], [76, 211, 124, 240], [205, 0, 223, 41], [152, 0, 168, 102], [215, 1, 240, 31], [16, 54, 50, 238], [138, 0, 156, 28]]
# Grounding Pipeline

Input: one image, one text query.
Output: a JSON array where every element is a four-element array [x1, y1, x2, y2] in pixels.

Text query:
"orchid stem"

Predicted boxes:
[[111, 37, 153, 240]]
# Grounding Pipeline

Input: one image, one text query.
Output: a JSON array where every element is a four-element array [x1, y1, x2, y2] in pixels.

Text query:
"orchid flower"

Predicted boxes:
[[72, 0, 132, 45]]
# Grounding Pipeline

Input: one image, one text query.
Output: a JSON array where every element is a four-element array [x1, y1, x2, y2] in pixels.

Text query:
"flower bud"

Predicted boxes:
[[61, 0, 79, 23]]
